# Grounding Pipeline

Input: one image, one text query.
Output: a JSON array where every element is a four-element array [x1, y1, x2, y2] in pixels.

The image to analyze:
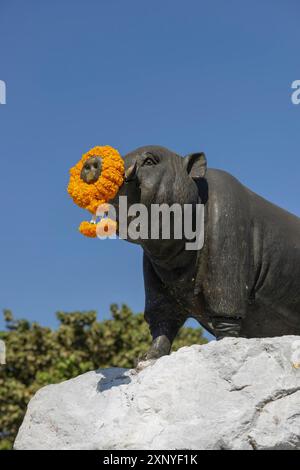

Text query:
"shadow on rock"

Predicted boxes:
[[96, 367, 131, 392]]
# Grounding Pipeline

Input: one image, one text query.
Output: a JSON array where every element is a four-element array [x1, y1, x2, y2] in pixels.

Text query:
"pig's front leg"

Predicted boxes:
[[136, 254, 186, 370]]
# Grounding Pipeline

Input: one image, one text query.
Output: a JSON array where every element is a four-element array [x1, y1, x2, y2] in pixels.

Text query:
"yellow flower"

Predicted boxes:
[[79, 221, 98, 238]]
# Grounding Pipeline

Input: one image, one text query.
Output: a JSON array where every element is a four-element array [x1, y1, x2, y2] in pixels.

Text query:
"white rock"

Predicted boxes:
[[14, 336, 300, 450]]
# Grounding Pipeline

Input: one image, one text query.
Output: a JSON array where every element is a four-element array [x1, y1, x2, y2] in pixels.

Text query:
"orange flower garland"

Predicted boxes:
[[67, 145, 124, 237]]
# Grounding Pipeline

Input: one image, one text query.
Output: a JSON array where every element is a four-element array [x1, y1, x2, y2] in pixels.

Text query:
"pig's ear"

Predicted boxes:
[[184, 152, 207, 179]]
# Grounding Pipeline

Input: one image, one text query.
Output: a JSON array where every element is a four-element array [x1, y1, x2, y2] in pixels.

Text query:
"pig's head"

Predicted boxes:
[[120, 145, 206, 206], [117, 146, 206, 256]]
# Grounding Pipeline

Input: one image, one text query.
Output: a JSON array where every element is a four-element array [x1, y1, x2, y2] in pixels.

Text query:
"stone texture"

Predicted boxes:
[[14, 336, 300, 450]]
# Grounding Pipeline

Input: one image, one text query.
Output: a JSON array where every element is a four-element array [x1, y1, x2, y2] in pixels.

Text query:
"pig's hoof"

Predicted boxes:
[[135, 358, 156, 372], [134, 351, 157, 372], [134, 336, 171, 372]]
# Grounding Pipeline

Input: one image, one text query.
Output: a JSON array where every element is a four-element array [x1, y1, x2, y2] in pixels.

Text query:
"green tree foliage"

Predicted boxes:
[[0, 305, 207, 450]]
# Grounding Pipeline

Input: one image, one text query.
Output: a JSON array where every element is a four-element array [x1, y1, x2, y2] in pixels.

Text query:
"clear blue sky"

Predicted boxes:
[[0, 1, 299, 333]]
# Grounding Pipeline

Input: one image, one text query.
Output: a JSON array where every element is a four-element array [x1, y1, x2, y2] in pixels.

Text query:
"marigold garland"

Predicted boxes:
[[78, 221, 98, 238], [68, 145, 124, 237]]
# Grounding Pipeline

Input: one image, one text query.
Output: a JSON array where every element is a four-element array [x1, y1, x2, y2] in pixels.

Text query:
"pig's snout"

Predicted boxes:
[[125, 161, 137, 183], [80, 156, 102, 184]]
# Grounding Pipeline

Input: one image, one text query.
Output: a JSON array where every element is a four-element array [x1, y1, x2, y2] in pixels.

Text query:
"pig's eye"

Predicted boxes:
[[142, 155, 158, 166]]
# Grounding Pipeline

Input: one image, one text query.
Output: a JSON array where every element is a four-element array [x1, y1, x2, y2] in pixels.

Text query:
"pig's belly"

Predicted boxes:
[[241, 300, 300, 338], [181, 288, 300, 338]]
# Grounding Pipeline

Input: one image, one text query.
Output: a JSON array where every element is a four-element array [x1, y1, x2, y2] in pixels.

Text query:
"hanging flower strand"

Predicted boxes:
[[67, 145, 124, 237]]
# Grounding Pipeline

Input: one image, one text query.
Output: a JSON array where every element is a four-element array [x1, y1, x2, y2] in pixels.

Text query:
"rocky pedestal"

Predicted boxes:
[[14, 336, 300, 450]]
